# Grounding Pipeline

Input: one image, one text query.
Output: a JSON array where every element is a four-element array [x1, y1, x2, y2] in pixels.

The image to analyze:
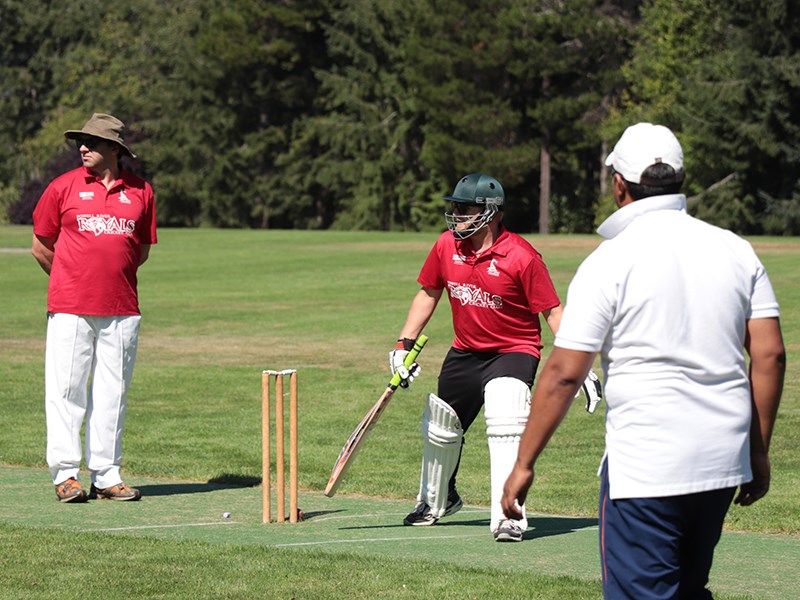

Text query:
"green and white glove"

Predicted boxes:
[[389, 338, 421, 388]]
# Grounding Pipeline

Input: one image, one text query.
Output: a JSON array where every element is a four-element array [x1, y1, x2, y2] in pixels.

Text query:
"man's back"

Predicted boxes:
[[601, 203, 770, 389], [558, 194, 780, 498]]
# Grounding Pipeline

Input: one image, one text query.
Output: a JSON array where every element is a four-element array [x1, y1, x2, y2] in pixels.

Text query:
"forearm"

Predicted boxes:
[[542, 304, 563, 336], [746, 317, 786, 453], [33, 251, 53, 275], [139, 244, 151, 265], [502, 347, 596, 520], [516, 392, 572, 469], [750, 367, 783, 453], [399, 287, 441, 340], [31, 234, 55, 275], [516, 347, 594, 468], [748, 356, 785, 454]]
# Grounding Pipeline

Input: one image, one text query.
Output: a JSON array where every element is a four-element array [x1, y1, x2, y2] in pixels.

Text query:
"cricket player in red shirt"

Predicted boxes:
[[32, 113, 157, 503], [390, 172, 600, 541]]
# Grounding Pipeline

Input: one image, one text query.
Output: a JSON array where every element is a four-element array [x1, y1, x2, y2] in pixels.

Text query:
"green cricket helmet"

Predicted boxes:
[[444, 173, 505, 239]]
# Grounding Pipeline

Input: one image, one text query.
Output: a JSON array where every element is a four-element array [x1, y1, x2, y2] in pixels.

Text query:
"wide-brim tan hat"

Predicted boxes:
[[64, 113, 136, 158]]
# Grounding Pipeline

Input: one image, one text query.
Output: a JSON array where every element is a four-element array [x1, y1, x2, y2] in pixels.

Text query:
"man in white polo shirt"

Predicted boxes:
[[501, 123, 785, 598]]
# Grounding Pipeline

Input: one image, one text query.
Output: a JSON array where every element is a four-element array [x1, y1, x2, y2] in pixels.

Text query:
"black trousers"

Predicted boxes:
[[436, 348, 539, 494]]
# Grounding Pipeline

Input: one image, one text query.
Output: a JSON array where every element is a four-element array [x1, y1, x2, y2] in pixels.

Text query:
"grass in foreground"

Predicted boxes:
[[0, 524, 762, 600]]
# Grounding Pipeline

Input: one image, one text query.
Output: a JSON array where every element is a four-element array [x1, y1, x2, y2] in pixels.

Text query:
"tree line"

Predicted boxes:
[[1, 0, 798, 234]]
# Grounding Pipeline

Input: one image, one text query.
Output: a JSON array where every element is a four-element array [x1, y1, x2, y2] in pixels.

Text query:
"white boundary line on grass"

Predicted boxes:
[[271, 533, 488, 548], [88, 521, 239, 532]]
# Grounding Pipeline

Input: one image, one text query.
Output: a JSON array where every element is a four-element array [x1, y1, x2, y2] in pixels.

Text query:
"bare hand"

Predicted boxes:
[[501, 463, 534, 520], [734, 452, 771, 506]]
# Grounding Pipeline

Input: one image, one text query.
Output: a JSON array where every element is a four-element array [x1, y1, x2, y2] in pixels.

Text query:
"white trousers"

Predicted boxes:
[[45, 313, 141, 487]]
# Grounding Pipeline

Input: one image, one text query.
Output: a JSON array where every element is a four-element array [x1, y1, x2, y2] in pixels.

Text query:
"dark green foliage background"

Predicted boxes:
[[1, 0, 798, 233]]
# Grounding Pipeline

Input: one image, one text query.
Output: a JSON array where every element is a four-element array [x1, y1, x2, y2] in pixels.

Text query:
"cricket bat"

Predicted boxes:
[[324, 334, 429, 497]]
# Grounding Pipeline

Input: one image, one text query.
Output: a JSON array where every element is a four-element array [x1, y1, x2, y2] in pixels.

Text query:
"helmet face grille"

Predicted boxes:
[[443, 173, 504, 238], [445, 203, 498, 239]]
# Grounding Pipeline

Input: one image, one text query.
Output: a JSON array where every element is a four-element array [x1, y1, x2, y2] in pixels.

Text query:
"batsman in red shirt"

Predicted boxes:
[[390, 172, 600, 542]]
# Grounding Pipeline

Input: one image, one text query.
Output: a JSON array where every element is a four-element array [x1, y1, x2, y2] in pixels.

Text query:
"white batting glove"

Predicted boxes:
[[576, 370, 603, 414], [389, 339, 421, 388]]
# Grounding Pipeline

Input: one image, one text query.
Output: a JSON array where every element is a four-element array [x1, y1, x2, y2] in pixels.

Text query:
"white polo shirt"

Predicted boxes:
[[556, 194, 780, 499]]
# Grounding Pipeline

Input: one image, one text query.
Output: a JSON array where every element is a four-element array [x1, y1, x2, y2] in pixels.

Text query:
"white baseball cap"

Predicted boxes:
[[605, 122, 684, 184]]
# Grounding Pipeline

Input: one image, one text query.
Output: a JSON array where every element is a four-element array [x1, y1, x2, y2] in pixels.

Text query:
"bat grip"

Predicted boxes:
[[389, 334, 428, 388]]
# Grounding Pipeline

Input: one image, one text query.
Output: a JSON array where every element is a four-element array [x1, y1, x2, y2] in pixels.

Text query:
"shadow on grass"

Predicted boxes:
[[298, 509, 347, 521], [340, 515, 597, 540], [208, 474, 261, 486], [526, 516, 597, 540], [137, 474, 261, 497]]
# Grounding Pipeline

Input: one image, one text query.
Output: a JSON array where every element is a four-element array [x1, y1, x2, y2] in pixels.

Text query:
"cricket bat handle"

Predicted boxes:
[[389, 334, 429, 389]]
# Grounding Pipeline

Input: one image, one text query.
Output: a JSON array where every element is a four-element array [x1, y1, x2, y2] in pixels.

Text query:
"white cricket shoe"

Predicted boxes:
[[493, 519, 524, 542]]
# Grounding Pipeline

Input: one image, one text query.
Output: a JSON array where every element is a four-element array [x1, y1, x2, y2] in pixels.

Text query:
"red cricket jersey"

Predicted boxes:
[[33, 167, 157, 316], [418, 228, 560, 356]]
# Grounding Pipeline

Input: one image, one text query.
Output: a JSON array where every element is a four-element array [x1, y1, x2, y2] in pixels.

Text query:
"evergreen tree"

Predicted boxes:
[[4, 0, 327, 228], [501, 0, 632, 233], [407, 0, 629, 233], [687, 0, 800, 234], [0, 0, 106, 220], [609, 0, 800, 234], [146, 0, 328, 227], [277, 0, 427, 230], [4, 0, 796, 232], [406, 0, 532, 230]]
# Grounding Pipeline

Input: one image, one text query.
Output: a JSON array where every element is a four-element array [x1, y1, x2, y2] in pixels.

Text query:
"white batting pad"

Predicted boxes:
[[417, 393, 463, 518], [484, 377, 531, 531]]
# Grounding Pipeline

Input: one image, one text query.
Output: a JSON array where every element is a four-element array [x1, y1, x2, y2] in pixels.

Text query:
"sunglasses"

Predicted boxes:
[[73, 136, 105, 150]]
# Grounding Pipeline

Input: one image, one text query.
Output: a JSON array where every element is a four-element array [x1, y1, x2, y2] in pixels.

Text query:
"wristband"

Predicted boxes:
[[397, 338, 416, 351]]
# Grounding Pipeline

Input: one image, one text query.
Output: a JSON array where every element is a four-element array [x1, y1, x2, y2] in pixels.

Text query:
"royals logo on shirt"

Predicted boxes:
[[119, 190, 131, 204], [76, 214, 137, 237], [487, 258, 500, 277], [447, 281, 503, 309]]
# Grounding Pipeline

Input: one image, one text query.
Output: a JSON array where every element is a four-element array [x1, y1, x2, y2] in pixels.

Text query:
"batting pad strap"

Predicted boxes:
[[418, 393, 463, 518]]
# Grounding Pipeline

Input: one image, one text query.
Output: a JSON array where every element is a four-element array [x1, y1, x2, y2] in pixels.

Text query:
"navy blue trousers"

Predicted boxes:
[[599, 459, 735, 599]]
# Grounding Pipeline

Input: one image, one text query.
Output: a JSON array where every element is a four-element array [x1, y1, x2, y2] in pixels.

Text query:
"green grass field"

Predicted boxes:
[[1, 225, 797, 598]]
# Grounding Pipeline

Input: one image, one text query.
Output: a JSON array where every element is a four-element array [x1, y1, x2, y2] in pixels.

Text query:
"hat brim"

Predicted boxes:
[[64, 130, 136, 158]]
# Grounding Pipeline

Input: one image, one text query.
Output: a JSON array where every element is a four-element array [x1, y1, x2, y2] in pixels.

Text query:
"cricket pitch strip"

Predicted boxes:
[[1, 465, 796, 599]]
